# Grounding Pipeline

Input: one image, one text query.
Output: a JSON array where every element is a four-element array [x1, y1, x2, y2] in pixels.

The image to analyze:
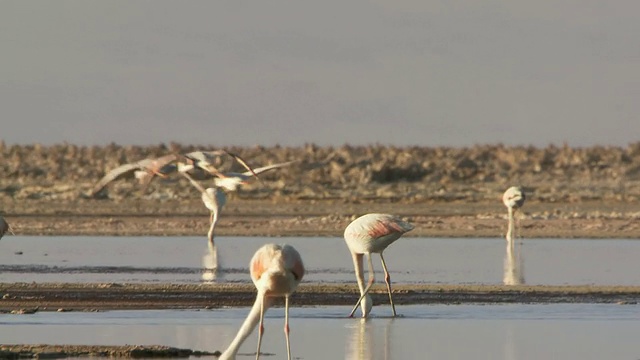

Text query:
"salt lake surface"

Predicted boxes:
[[1, 236, 639, 285], [1, 236, 639, 359], [1, 304, 639, 360]]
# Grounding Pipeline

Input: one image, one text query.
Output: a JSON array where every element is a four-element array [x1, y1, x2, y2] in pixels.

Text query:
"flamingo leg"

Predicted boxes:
[[349, 253, 375, 317], [256, 294, 266, 360], [379, 252, 396, 317], [284, 295, 291, 360]]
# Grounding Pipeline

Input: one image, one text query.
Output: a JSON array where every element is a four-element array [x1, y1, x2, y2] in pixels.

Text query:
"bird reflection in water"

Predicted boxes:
[[503, 240, 525, 285], [346, 318, 393, 360], [201, 242, 220, 282]]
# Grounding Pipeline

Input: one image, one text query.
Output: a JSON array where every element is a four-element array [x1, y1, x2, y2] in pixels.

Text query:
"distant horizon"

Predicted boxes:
[[1, 138, 638, 149]]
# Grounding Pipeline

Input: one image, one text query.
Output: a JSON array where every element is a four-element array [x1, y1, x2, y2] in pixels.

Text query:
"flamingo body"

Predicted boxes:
[[344, 213, 412, 253], [344, 213, 414, 318], [219, 243, 304, 360]]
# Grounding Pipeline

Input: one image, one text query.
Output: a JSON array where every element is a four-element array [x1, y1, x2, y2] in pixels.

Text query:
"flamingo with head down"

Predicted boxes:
[[503, 186, 526, 244], [219, 243, 304, 360], [343, 213, 414, 318]]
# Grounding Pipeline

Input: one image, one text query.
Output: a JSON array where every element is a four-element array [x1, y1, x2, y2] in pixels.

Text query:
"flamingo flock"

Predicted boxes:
[[0, 147, 530, 359]]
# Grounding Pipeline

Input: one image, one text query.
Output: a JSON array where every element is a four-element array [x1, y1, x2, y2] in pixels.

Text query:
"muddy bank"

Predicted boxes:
[[1, 283, 639, 312], [0, 344, 218, 359]]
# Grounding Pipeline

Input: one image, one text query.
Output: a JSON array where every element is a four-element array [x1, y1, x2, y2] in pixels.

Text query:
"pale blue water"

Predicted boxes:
[[1, 304, 639, 360], [1, 236, 639, 285]]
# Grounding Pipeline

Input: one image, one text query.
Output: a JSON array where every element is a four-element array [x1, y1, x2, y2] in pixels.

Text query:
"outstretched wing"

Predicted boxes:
[[183, 150, 259, 180], [90, 162, 142, 196], [241, 160, 299, 176], [223, 150, 260, 179]]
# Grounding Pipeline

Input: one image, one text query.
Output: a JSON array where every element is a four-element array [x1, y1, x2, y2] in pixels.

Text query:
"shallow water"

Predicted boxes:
[[1, 236, 639, 285], [1, 304, 639, 360]]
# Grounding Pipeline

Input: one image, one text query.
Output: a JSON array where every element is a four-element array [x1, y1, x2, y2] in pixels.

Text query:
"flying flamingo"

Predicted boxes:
[[90, 153, 185, 197], [213, 160, 298, 192], [344, 213, 414, 318], [503, 186, 526, 244], [90, 150, 258, 197], [181, 150, 260, 180], [219, 243, 304, 360], [0, 215, 14, 240]]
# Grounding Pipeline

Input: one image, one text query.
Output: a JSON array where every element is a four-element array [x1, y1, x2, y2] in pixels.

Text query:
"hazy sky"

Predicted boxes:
[[2, 1, 639, 147]]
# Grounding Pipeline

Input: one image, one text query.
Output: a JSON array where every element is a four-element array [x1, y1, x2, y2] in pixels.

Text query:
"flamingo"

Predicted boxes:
[[219, 243, 304, 360], [213, 160, 298, 192], [0, 216, 14, 240], [503, 186, 525, 243], [90, 154, 185, 196], [181, 150, 259, 179], [180, 172, 226, 277], [181, 172, 226, 246], [344, 213, 414, 318], [90, 150, 258, 197]]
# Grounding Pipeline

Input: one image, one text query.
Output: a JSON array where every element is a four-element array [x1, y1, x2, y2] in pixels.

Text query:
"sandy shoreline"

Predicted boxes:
[[1, 283, 639, 313]]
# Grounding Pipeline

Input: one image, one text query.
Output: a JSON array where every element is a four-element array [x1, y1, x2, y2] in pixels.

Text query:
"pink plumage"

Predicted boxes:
[[344, 213, 414, 317]]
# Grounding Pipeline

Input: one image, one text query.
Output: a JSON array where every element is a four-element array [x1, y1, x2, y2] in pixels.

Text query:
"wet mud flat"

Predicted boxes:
[[2, 283, 639, 359], [1, 283, 639, 313], [5, 198, 640, 239]]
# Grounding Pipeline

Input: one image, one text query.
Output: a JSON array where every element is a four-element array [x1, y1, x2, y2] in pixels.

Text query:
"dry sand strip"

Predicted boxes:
[[0, 345, 220, 359], [0, 283, 639, 312]]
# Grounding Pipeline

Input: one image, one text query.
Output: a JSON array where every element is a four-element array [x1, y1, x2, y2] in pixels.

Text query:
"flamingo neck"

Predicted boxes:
[[219, 295, 271, 360], [351, 253, 366, 295], [506, 207, 515, 243], [351, 252, 371, 317], [207, 210, 219, 246]]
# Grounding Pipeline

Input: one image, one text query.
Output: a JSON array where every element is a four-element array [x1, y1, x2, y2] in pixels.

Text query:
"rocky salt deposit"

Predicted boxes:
[[1, 142, 639, 201]]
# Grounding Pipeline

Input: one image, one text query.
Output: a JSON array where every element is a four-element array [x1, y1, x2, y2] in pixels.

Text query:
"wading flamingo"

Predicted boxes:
[[0, 216, 13, 240], [344, 213, 414, 318], [181, 173, 226, 247], [219, 243, 304, 360], [503, 186, 525, 244], [180, 172, 226, 277]]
